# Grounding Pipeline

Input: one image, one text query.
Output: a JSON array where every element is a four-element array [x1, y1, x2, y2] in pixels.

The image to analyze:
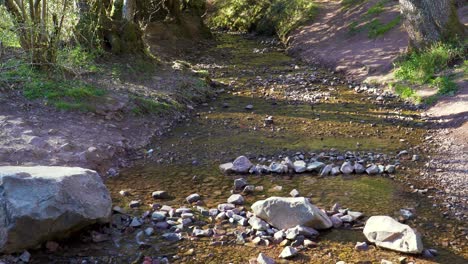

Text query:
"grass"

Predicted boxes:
[[394, 42, 465, 84], [342, 0, 367, 9], [131, 96, 179, 115], [367, 16, 401, 38], [209, 0, 318, 39], [366, 0, 386, 16], [392, 42, 466, 104], [391, 83, 421, 103]]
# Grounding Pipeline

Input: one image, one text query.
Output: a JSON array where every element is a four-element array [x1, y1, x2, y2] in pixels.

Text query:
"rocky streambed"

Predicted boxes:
[[2, 33, 466, 263]]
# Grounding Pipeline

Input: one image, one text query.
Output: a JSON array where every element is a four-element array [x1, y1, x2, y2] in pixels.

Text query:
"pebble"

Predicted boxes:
[[279, 246, 297, 259], [227, 194, 245, 205], [234, 178, 248, 190], [186, 193, 201, 203], [152, 191, 169, 199], [245, 104, 254, 110]]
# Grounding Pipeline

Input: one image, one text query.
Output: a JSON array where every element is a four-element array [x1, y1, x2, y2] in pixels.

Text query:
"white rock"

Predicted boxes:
[[251, 197, 332, 230], [227, 194, 245, 205], [248, 216, 269, 230], [289, 189, 300, 197], [232, 156, 253, 173], [279, 246, 297, 259], [307, 161, 325, 172], [257, 253, 275, 264], [219, 162, 234, 173], [0, 166, 111, 253], [293, 160, 307, 173], [363, 216, 423, 253]]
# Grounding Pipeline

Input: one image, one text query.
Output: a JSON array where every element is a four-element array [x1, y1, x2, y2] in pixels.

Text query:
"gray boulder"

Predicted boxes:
[[232, 156, 253, 173], [293, 160, 307, 173], [307, 161, 325, 172], [340, 161, 354, 174], [363, 216, 423, 253], [0, 166, 112, 253], [251, 197, 332, 230]]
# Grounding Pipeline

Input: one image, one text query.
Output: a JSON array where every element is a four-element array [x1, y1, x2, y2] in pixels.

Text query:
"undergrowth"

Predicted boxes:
[[209, 0, 318, 39]]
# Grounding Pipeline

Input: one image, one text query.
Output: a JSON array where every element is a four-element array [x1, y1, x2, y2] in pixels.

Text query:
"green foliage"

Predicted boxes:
[[394, 42, 465, 84], [365, 0, 387, 17], [342, 0, 367, 9], [57, 46, 100, 74], [391, 83, 420, 103], [209, 0, 318, 39], [367, 16, 400, 38], [431, 76, 457, 95], [0, 6, 20, 47]]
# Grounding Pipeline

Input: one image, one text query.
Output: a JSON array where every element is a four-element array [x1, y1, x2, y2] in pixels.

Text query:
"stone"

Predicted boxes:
[[269, 185, 283, 192], [162, 233, 182, 241], [340, 215, 353, 223], [331, 166, 341, 176], [186, 193, 201, 203], [264, 116, 274, 125], [385, 165, 396, 174], [130, 217, 143, 227], [355, 241, 368, 251], [340, 161, 354, 174], [234, 178, 248, 190], [381, 260, 393, 264], [19, 251, 31, 262], [279, 246, 297, 259], [291, 235, 305, 247], [218, 203, 236, 211], [363, 216, 423, 253], [119, 190, 130, 196], [269, 162, 287, 173], [257, 253, 275, 264], [251, 197, 332, 230], [304, 239, 317, 248], [245, 104, 254, 110], [243, 185, 255, 194], [336, 262, 346, 264], [348, 211, 364, 220], [152, 211, 166, 221], [307, 161, 325, 172], [293, 225, 319, 238], [293, 160, 307, 173], [129, 200, 141, 208], [219, 162, 234, 173], [152, 191, 169, 199], [0, 166, 111, 253], [354, 163, 366, 174], [227, 194, 245, 205], [399, 209, 415, 220], [232, 156, 253, 173], [249, 216, 269, 230], [274, 230, 285, 242], [320, 164, 333, 176], [366, 164, 380, 175], [330, 215, 343, 228], [290, 189, 300, 197], [144, 227, 154, 236]]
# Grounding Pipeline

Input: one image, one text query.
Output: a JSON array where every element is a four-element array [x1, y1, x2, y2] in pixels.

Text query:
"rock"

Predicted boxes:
[[355, 241, 368, 251], [0, 166, 111, 253], [232, 156, 253, 173], [234, 178, 248, 190], [144, 227, 154, 236], [336, 262, 346, 264], [227, 194, 245, 205], [340, 215, 353, 223], [307, 161, 325, 172], [274, 230, 285, 242], [257, 253, 275, 264], [330, 215, 343, 228], [219, 162, 234, 173], [245, 104, 254, 110], [304, 239, 317, 248], [251, 197, 332, 230], [130, 217, 143, 227], [354, 163, 366, 174], [186, 193, 201, 203], [279, 246, 297, 259], [412, 154, 420, 161], [119, 190, 130, 196], [269, 185, 283, 192], [366, 164, 380, 175], [218, 203, 235, 211], [243, 185, 255, 194], [399, 209, 415, 220], [289, 189, 300, 197], [293, 160, 307, 173], [381, 260, 393, 264], [269, 162, 287, 173], [320, 164, 333, 176], [249, 216, 269, 230], [129, 200, 141, 208], [340, 161, 354, 174], [152, 191, 169, 199], [348, 211, 363, 220], [152, 211, 166, 221], [331, 203, 341, 213], [292, 225, 319, 238], [162, 233, 182, 241], [363, 216, 423, 253], [331, 166, 341, 176], [264, 116, 274, 126], [385, 165, 396, 174], [19, 251, 31, 262]]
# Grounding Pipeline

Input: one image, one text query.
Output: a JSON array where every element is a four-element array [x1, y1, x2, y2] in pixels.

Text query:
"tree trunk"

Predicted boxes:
[[122, 0, 135, 21], [399, 0, 465, 50]]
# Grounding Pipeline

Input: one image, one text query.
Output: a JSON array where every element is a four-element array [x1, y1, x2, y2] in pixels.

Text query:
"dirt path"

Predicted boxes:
[[288, 0, 407, 82], [420, 82, 468, 220]]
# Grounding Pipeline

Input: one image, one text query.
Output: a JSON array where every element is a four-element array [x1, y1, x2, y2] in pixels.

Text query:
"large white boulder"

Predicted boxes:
[[363, 216, 423, 254], [0, 166, 112, 253], [251, 197, 332, 230]]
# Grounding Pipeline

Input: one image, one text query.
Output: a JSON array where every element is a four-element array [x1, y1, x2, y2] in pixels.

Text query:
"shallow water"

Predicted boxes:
[[35, 33, 467, 263]]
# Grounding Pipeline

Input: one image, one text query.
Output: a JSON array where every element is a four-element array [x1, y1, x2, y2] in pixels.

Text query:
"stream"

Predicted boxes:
[[36, 33, 467, 263]]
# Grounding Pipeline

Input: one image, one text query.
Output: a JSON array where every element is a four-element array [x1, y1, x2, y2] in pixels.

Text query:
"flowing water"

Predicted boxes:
[[36, 34, 467, 263]]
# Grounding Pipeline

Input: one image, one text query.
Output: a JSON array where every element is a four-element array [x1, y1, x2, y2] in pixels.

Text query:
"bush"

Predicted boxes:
[[394, 42, 465, 84], [432, 76, 457, 95], [209, 0, 318, 39]]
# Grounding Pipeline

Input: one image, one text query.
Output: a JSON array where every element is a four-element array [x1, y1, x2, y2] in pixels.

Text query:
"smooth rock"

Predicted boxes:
[[354, 163, 366, 174], [257, 253, 275, 264], [363, 216, 423, 253], [0, 166, 111, 253], [232, 156, 253, 173], [307, 161, 325, 172], [293, 160, 307, 173], [152, 191, 169, 199], [366, 164, 380, 175], [186, 193, 201, 203], [251, 197, 332, 230], [234, 178, 248, 190], [340, 161, 354, 174], [279, 246, 297, 259], [227, 194, 245, 205], [320, 164, 333, 176]]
